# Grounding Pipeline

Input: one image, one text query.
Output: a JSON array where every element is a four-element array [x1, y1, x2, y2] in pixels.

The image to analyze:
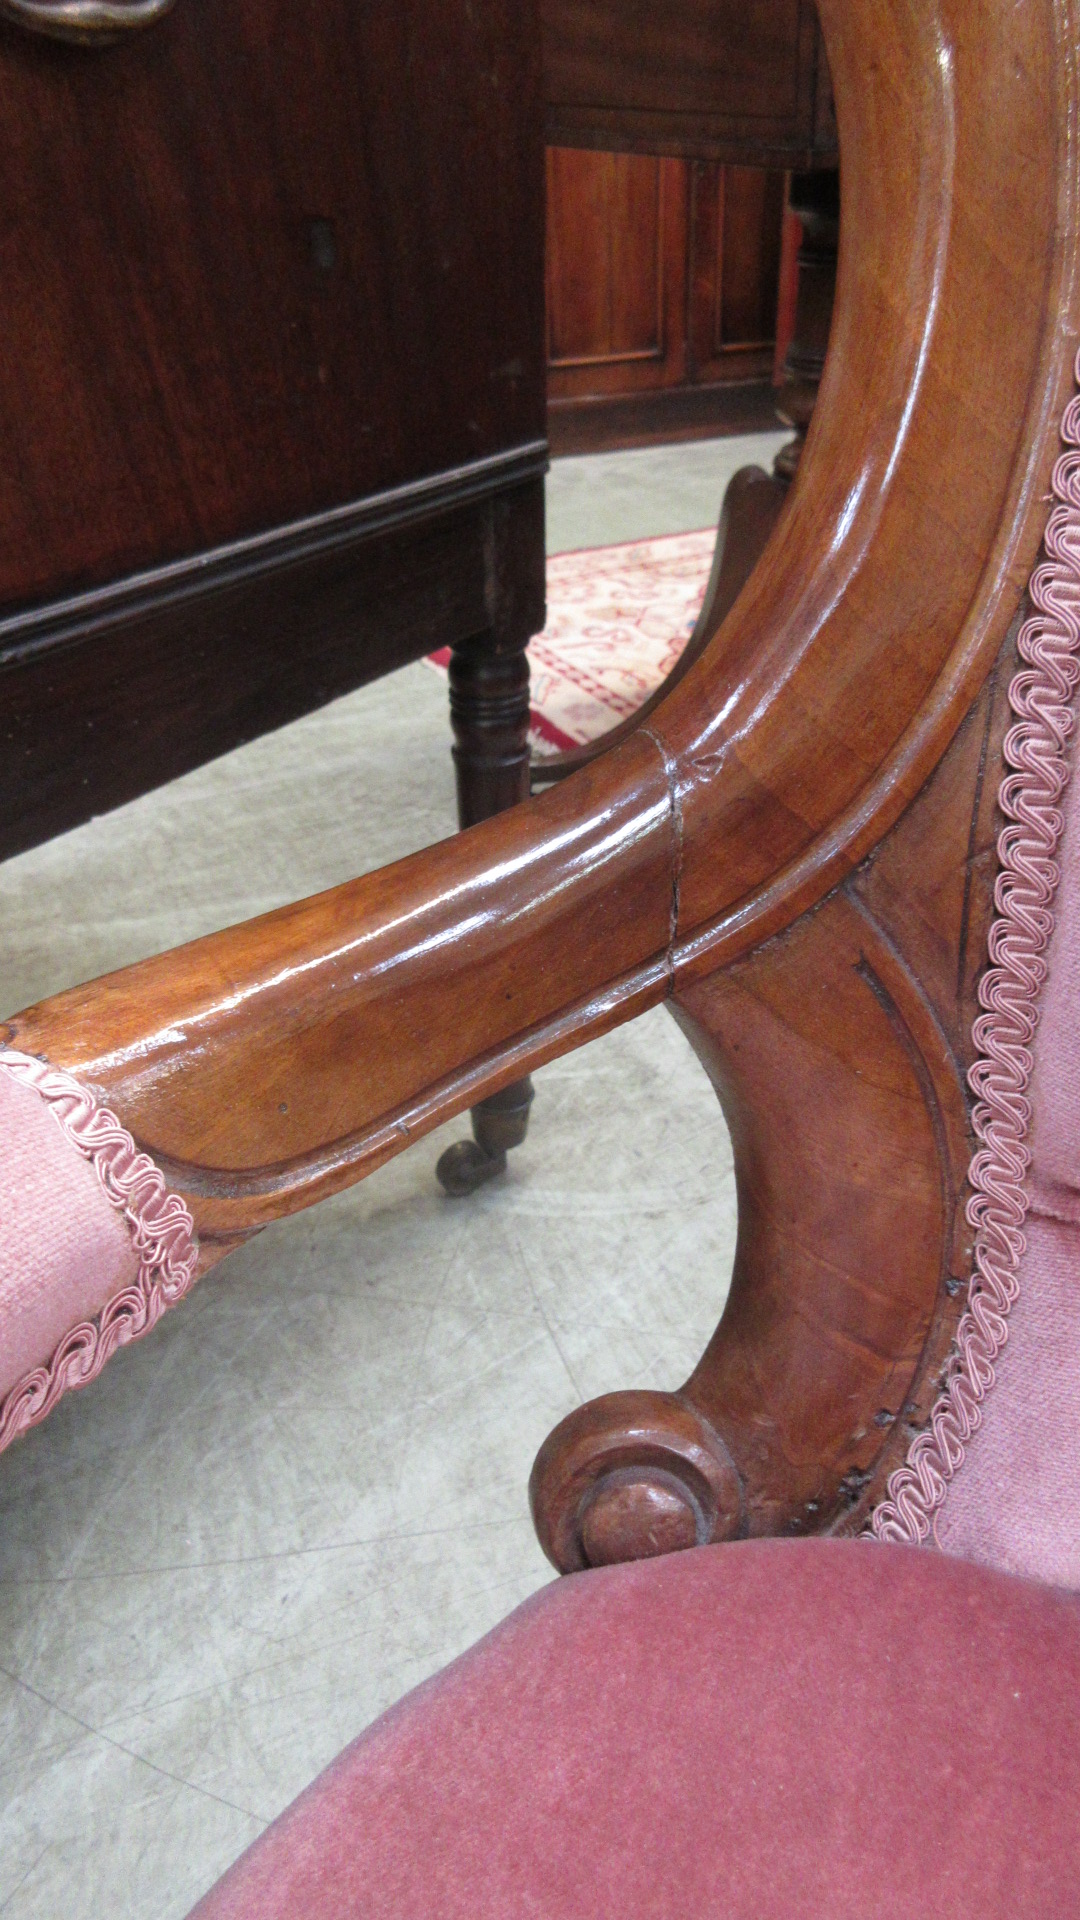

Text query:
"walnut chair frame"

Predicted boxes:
[[3, 0, 1078, 1575]]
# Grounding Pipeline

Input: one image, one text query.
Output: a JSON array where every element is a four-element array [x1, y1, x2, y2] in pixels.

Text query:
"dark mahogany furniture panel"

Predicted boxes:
[[0, 0, 546, 859], [542, 0, 835, 165]]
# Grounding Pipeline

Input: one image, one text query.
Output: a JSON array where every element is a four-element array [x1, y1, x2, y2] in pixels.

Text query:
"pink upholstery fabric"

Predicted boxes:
[[0, 1065, 136, 1403], [0, 1050, 197, 1450], [939, 752, 1080, 1583], [188, 1538, 1080, 1920]]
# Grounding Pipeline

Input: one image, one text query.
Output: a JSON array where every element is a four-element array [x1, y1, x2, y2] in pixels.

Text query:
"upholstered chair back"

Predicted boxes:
[[871, 417, 1080, 1587]]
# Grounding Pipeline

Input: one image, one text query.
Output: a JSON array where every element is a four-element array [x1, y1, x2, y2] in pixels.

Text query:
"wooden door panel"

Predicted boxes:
[[546, 148, 663, 363], [545, 147, 689, 397], [608, 155, 666, 358], [546, 146, 784, 412], [690, 164, 785, 381], [717, 168, 785, 347]]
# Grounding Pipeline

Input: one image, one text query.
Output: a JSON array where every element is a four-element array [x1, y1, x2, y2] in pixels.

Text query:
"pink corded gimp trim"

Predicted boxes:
[[0, 1047, 198, 1454], [871, 354, 1080, 1544]]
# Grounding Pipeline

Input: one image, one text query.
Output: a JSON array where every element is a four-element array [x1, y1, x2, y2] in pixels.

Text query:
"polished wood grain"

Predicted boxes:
[[542, 0, 836, 167], [0, 0, 541, 601], [545, 148, 684, 381], [534, 647, 1016, 1555], [1, 460, 546, 858], [544, 146, 784, 429], [688, 163, 785, 379], [0, 0, 546, 857], [5, 0, 1077, 1567]]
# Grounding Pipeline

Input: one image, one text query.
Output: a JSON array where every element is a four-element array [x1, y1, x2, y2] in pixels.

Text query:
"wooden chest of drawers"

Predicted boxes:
[[0, 0, 546, 858]]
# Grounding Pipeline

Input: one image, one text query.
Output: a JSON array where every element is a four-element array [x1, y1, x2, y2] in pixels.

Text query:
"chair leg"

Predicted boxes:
[[436, 629, 536, 1196], [436, 1077, 536, 1197], [529, 464, 788, 788]]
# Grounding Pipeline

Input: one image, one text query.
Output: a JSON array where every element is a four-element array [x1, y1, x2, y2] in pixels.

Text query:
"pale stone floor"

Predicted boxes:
[[0, 431, 786, 1918]]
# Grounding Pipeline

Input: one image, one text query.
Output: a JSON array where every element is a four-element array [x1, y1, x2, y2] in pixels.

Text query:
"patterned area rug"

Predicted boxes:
[[427, 526, 715, 757]]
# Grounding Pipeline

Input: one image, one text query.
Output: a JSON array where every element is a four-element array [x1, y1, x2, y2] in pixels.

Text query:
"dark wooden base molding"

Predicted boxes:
[[546, 378, 779, 457]]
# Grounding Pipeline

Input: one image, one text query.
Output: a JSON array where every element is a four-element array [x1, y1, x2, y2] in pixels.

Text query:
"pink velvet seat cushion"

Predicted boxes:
[[0, 1065, 137, 1403], [189, 1536, 1080, 1919]]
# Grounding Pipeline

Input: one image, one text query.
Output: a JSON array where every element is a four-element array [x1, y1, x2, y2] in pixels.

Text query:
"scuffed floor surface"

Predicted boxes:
[[0, 435, 774, 1917]]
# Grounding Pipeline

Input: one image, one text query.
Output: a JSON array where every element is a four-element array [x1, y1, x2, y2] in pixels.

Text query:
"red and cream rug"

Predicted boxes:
[[427, 526, 715, 757]]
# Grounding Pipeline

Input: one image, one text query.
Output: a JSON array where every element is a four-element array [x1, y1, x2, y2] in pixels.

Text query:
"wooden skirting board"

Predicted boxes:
[[547, 380, 780, 456]]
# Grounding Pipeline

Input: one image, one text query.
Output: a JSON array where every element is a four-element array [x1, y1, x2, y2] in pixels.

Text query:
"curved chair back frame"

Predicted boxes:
[[4, 0, 1079, 1564]]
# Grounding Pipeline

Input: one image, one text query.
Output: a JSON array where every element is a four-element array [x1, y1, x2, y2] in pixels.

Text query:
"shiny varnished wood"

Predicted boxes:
[[0, 1, 542, 604], [5, 0, 1077, 1565], [0, 0, 546, 856], [532, 655, 1015, 1556], [542, 0, 836, 166], [544, 146, 785, 430]]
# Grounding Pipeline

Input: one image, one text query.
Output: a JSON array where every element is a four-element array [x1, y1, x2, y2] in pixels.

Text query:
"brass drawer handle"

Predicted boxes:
[[0, 0, 176, 43]]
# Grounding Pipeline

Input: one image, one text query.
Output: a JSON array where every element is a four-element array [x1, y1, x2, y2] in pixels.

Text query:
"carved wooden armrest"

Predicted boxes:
[[3, 0, 1077, 1570]]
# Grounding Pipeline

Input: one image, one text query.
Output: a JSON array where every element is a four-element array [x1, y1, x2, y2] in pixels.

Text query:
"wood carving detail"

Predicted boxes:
[[531, 655, 1016, 1566]]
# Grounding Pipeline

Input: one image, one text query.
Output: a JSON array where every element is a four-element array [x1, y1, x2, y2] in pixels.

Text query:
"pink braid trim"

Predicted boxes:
[[871, 351, 1080, 1545], [0, 1047, 198, 1455]]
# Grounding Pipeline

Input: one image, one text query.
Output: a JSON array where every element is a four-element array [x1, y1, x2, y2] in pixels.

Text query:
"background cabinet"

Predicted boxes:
[[0, 0, 546, 860], [545, 147, 786, 450]]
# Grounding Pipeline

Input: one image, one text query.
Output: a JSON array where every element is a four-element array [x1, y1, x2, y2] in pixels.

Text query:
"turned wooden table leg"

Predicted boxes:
[[448, 637, 532, 829], [436, 479, 544, 1196], [435, 629, 536, 1195]]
